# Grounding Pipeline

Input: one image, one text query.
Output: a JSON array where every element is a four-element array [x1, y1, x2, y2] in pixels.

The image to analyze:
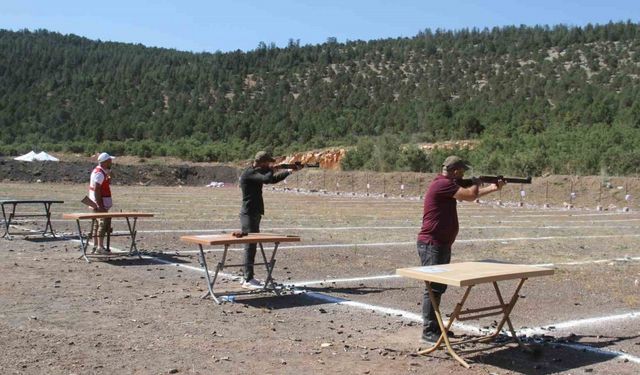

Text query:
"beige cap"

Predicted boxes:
[[254, 151, 275, 163], [442, 155, 470, 170]]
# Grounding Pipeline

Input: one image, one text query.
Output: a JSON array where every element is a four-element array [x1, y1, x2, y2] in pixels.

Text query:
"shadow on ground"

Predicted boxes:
[[297, 285, 404, 296], [231, 292, 331, 310], [89, 253, 191, 265], [24, 236, 71, 243], [470, 333, 638, 374]]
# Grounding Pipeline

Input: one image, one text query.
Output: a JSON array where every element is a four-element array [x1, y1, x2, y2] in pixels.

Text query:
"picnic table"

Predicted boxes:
[[397, 261, 554, 368], [180, 233, 301, 304], [63, 212, 154, 262], [1, 199, 64, 239]]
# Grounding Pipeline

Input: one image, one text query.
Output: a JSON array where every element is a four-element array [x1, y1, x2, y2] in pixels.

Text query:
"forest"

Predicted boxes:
[[1, 22, 639, 175]]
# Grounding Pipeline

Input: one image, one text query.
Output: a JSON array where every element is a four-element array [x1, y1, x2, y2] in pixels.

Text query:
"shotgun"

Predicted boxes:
[[457, 175, 532, 188], [273, 161, 320, 170]]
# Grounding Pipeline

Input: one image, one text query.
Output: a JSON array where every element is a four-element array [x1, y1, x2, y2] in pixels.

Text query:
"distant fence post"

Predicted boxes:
[[383, 175, 386, 195], [366, 174, 370, 196], [323, 169, 326, 191], [570, 179, 575, 206]]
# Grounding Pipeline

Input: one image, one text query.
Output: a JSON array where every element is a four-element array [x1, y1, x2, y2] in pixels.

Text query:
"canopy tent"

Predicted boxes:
[[13, 151, 59, 162]]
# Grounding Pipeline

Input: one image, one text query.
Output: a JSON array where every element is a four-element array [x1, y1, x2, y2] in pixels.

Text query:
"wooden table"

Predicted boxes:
[[63, 212, 154, 262], [180, 233, 301, 304], [1, 199, 64, 239], [397, 261, 554, 368]]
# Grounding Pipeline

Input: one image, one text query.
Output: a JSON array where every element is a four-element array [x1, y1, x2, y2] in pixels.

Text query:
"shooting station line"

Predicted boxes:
[[468, 212, 637, 219], [518, 311, 640, 336], [292, 256, 640, 286], [108, 225, 638, 235], [161, 233, 640, 255], [91, 222, 640, 235], [43, 216, 640, 226]]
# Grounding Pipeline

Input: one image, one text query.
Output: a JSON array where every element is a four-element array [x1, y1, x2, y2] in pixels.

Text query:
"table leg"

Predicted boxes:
[[490, 279, 530, 351], [125, 217, 142, 259], [259, 242, 280, 294], [199, 244, 228, 304], [43, 202, 56, 237], [1, 203, 9, 239], [418, 282, 472, 368], [76, 219, 91, 262], [106, 219, 111, 252]]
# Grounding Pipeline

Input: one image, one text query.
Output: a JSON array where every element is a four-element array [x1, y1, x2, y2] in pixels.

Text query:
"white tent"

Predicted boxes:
[[35, 151, 59, 162], [13, 151, 59, 162], [13, 151, 38, 161]]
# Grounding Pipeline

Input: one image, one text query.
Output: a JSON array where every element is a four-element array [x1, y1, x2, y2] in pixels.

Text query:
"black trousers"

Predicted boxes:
[[240, 213, 261, 280], [417, 241, 451, 334]]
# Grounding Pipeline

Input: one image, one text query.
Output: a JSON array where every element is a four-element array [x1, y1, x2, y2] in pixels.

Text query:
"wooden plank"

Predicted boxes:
[[180, 233, 301, 246], [62, 212, 155, 220], [396, 262, 554, 286]]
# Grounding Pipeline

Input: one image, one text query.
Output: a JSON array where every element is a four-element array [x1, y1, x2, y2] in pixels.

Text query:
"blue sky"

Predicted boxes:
[[1, 0, 638, 53]]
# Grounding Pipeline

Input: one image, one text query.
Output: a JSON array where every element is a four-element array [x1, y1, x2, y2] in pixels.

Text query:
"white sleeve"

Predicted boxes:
[[91, 171, 105, 186]]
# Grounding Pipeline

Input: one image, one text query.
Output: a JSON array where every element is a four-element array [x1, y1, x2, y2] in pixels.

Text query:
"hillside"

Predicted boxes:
[[1, 23, 640, 175]]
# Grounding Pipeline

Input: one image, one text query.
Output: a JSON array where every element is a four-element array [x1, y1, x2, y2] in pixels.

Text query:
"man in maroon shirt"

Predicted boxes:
[[418, 155, 505, 343]]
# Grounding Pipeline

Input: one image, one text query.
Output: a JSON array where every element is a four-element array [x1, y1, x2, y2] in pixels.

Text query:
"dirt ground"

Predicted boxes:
[[1, 181, 639, 374]]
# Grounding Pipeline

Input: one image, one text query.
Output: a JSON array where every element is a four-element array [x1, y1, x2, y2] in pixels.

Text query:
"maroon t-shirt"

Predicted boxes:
[[417, 174, 461, 245]]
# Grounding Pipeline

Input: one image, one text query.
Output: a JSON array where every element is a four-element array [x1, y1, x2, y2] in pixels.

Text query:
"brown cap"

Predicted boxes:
[[442, 155, 471, 171], [254, 151, 275, 163]]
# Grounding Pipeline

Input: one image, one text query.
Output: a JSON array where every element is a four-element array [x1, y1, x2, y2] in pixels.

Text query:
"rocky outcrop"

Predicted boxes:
[[278, 148, 348, 170]]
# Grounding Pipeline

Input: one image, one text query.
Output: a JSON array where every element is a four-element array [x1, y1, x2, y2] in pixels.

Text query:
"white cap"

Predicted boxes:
[[97, 152, 115, 163]]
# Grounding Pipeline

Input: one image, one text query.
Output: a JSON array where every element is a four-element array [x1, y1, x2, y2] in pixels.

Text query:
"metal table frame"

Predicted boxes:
[[63, 212, 154, 262], [180, 234, 301, 304], [397, 262, 554, 368], [1, 199, 64, 239]]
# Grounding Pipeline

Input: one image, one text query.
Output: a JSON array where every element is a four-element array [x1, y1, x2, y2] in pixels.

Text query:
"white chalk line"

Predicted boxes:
[[163, 233, 640, 254], [98, 223, 640, 235], [45, 215, 640, 228], [519, 312, 640, 336], [292, 256, 640, 286]]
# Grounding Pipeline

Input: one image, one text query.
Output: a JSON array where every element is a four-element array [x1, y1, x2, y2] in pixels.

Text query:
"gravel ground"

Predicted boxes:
[[0, 182, 639, 374]]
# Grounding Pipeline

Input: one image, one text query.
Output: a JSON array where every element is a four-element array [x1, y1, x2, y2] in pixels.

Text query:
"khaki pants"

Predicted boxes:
[[91, 217, 112, 238]]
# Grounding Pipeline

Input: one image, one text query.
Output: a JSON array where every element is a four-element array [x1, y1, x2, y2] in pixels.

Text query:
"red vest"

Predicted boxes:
[[89, 166, 111, 197]]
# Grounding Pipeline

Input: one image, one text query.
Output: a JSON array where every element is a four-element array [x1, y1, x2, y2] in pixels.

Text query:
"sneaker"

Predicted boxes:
[[421, 329, 455, 344], [241, 278, 264, 290], [95, 247, 111, 255], [421, 331, 441, 344]]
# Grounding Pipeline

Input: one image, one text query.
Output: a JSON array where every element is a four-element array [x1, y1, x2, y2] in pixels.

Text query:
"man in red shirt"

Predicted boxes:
[[417, 155, 504, 343]]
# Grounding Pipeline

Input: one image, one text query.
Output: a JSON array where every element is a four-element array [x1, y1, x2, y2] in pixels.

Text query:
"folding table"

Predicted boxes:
[[180, 233, 301, 304], [63, 212, 154, 262], [1, 199, 64, 239], [397, 261, 554, 368]]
